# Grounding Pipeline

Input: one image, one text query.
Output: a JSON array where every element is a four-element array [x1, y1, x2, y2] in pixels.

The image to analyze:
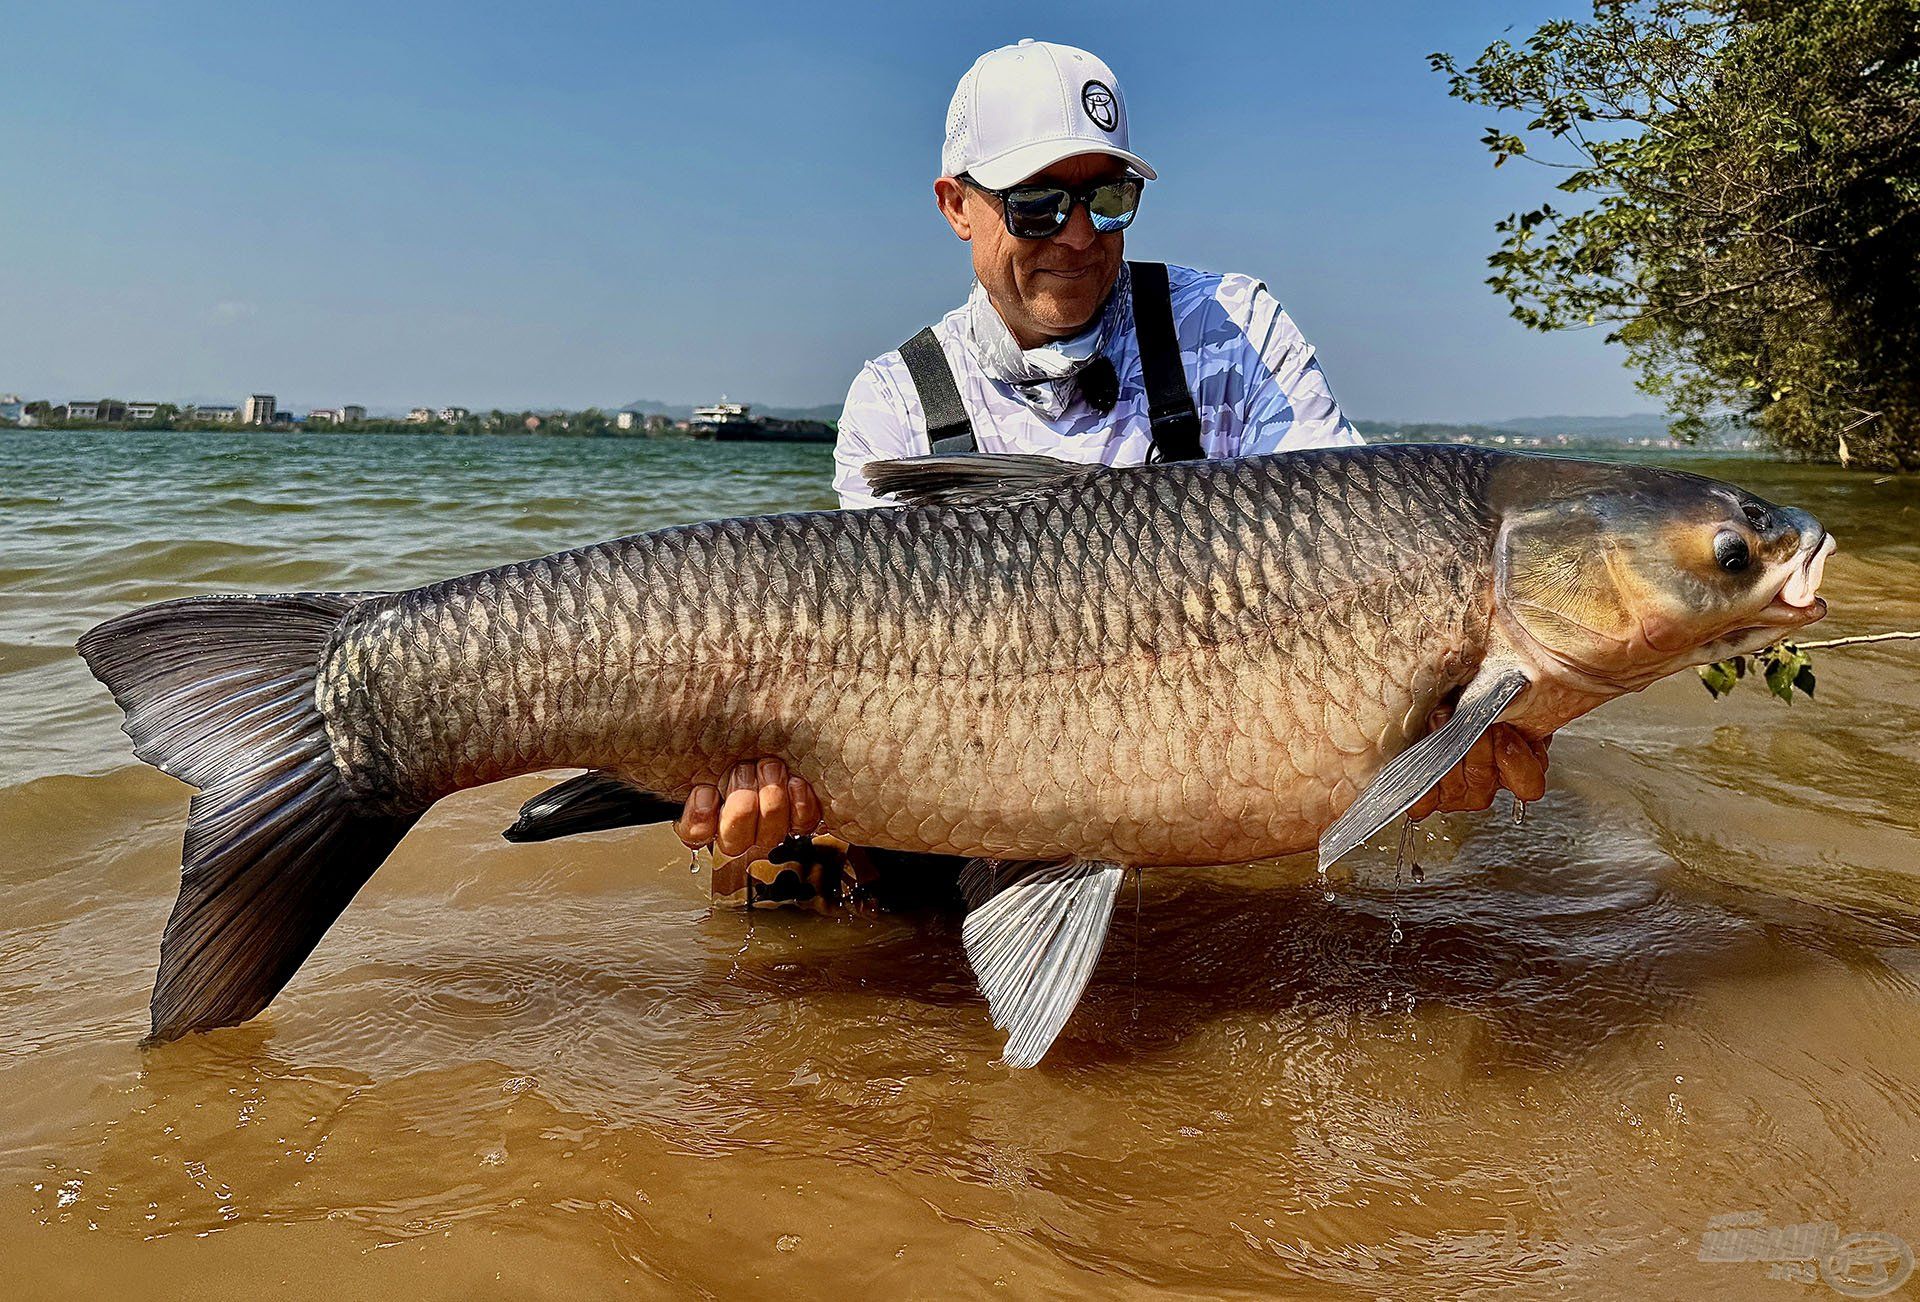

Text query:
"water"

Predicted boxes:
[[3, 429, 1918, 1296]]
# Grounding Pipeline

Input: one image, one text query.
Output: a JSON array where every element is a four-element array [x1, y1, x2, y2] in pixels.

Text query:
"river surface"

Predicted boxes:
[[2, 429, 1918, 1298]]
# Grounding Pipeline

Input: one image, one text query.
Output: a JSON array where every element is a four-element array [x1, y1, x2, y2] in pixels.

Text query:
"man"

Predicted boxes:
[[674, 40, 1549, 870]]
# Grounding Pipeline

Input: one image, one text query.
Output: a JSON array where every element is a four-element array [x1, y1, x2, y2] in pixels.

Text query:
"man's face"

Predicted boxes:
[[934, 152, 1129, 349]]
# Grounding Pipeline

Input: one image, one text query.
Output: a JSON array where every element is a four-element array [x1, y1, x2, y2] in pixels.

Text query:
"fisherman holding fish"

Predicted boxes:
[[672, 40, 1553, 868]]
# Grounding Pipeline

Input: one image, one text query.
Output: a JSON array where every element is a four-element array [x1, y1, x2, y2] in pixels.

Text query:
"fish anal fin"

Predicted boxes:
[[956, 856, 1069, 910], [960, 859, 1126, 1068], [1317, 667, 1532, 872]]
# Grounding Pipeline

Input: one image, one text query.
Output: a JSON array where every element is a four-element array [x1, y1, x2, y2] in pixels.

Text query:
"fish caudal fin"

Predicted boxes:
[[78, 593, 418, 1042], [961, 859, 1124, 1068], [503, 770, 682, 843], [1317, 667, 1531, 872]]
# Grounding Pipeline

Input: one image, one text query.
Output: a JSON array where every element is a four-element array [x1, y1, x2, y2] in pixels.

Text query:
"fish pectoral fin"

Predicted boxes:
[[961, 859, 1126, 1068], [955, 857, 1070, 910], [862, 453, 1104, 509], [502, 770, 682, 843], [1317, 667, 1532, 872]]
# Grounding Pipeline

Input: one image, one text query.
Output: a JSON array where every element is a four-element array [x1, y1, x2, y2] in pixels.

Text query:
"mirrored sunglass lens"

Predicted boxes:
[[1088, 181, 1140, 233], [1004, 188, 1071, 236]]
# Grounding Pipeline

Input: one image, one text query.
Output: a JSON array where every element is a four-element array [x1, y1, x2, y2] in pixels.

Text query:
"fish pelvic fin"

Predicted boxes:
[[961, 858, 1125, 1068], [503, 770, 682, 843], [78, 593, 419, 1043], [1317, 667, 1532, 873]]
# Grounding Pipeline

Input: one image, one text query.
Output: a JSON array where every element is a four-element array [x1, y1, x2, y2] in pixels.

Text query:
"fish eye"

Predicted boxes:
[[1714, 529, 1751, 573]]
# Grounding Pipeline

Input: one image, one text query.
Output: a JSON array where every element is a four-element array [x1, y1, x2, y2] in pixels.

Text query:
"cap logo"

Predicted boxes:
[[1080, 80, 1118, 132]]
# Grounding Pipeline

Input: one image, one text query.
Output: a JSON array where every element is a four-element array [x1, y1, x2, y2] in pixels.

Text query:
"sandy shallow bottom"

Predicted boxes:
[[3, 433, 1917, 1297]]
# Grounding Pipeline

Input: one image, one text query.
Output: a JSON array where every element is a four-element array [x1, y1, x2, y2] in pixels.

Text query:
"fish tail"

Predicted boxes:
[[78, 592, 420, 1042]]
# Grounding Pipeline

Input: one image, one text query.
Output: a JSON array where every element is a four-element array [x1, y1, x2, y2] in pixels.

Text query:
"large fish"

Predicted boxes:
[[80, 446, 1835, 1063]]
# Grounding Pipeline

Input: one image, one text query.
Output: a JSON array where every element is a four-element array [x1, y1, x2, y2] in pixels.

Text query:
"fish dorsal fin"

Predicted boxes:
[[503, 770, 681, 843], [961, 859, 1126, 1067], [1317, 667, 1532, 872], [863, 453, 1104, 508]]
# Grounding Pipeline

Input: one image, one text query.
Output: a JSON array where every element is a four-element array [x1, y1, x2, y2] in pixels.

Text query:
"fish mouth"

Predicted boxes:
[[1763, 532, 1836, 625], [1717, 532, 1836, 648]]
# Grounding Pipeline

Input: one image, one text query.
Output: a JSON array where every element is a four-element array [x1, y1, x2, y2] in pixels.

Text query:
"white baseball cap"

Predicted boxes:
[[941, 39, 1156, 189]]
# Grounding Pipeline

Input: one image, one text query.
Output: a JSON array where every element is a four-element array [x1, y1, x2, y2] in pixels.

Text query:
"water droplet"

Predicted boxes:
[[1410, 863, 1425, 884], [776, 1234, 801, 1252], [1511, 795, 1527, 825], [1394, 818, 1415, 872]]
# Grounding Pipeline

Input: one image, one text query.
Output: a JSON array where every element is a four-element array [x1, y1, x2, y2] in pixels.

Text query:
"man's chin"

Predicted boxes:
[[1026, 291, 1108, 335]]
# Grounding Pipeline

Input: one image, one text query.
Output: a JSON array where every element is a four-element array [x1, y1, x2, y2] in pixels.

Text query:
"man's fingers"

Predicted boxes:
[[1436, 733, 1498, 813], [673, 784, 719, 847], [725, 761, 758, 796], [716, 784, 760, 857], [756, 759, 791, 847], [1493, 726, 1548, 802], [789, 777, 821, 834]]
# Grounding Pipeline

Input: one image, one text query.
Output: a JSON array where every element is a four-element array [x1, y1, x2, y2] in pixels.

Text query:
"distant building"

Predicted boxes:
[[64, 400, 127, 423], [273, 410, 293, 424], [0, 394, 23, 424], [241, 394, 277, 426], [615, 411, 638, 430], [407, 407, 435, 423], [125, 402, 161, 420], [188, 404, 240, 423], [437, 406, 469, 423], [307, 408, 339, 425], [340, 404, 367, 422]]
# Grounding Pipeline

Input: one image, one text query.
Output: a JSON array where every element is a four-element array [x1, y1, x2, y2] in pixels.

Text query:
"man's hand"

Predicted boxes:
[[673, 759, 822, 864], [1406, 717, 1552, 822]]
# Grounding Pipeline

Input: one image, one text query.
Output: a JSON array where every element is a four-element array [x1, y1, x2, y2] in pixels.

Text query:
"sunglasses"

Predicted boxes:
[[959, 173, 1145, 240]]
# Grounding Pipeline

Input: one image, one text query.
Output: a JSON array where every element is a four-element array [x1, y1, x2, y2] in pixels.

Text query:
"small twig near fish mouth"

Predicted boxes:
[[1700, 628, 1920, 702], [1795, 630, 1920, 650]]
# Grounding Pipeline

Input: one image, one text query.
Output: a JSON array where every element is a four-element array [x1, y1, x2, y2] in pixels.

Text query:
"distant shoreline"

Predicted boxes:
[[0, 422, 1789, 460]]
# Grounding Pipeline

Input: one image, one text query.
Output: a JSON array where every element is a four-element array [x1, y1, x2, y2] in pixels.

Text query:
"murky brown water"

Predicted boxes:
[[4, 431, 1918, 1298]]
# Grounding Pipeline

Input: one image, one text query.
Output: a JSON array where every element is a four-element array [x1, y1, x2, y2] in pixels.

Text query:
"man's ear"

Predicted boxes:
[[933, 177, 972, 241]]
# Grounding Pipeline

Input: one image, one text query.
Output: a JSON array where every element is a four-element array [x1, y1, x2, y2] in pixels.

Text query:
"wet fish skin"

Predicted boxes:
[[320, 446, 1502, 867], [83, 443, 1830, 1043]]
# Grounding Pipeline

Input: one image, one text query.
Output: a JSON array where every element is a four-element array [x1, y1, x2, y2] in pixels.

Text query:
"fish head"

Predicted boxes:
[[1493, 459, 1835, 693]]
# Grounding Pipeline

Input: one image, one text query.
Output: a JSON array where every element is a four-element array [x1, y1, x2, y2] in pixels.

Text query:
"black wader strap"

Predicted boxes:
[[896, 264, 1202, 461], [1128, 261, 1204, 462], [899, 327, 976, 453]]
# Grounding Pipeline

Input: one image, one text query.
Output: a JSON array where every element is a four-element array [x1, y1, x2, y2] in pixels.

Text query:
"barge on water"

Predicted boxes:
[[691, 398, 835, 444]]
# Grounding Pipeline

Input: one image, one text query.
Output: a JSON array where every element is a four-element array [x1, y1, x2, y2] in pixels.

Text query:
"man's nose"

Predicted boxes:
[[1053, 201, 1097, 250]]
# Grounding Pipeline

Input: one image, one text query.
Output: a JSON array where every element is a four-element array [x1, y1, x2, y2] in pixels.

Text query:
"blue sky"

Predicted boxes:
[[2, 0, 1648, 421]]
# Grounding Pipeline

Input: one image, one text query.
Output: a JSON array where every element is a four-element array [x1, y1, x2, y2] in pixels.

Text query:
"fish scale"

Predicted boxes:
[[319, 447, 1497, 866]]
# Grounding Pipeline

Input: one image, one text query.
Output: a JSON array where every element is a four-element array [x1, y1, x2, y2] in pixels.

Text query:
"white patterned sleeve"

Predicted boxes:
[[1221, 278, 1363, 455], [832, 357, 921, 509]]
